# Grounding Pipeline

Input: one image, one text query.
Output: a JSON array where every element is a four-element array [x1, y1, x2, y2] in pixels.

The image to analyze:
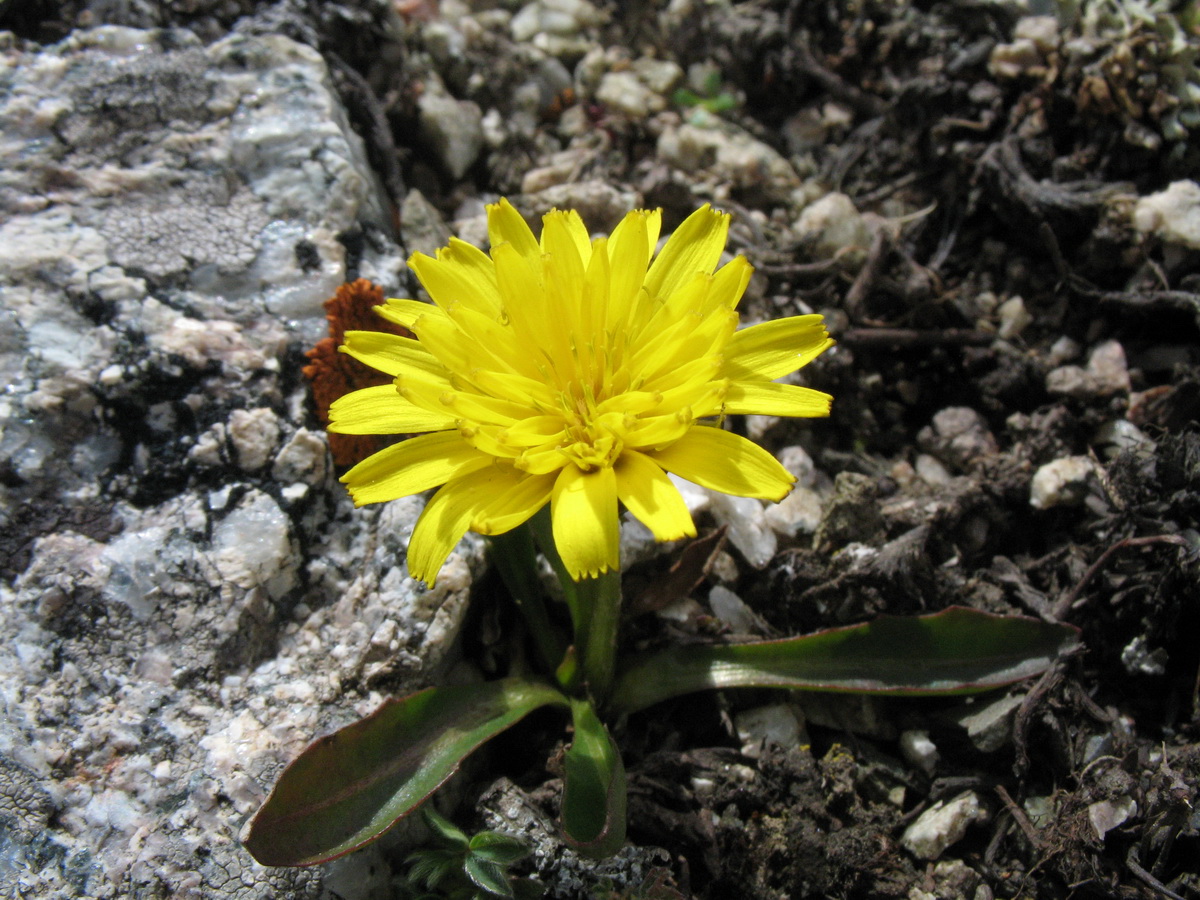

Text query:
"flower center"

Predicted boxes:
[[556, 382, 626, 472]]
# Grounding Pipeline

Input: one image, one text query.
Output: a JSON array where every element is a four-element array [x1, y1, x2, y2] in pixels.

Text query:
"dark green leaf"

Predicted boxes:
[[406, 849, 460, 890], [609, 607, 1080, 715], [245, 678, 568, 866], [560, 699, 627, 858], [468, 831, 529, 865], [464, 856, 515, 897], [423, 806, 469, 849]]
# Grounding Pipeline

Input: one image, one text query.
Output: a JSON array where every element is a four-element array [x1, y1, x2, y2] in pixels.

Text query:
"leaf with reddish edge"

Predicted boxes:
[[560, 698, 627, 858], [244, 678, 568, 867], [608, 607, 1080, 716]]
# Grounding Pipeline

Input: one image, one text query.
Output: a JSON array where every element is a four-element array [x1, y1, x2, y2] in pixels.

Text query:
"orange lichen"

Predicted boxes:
[[303, 279, 414, 468]]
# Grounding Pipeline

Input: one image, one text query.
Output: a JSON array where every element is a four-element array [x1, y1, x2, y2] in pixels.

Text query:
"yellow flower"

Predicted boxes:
[[329, 200, 833, 582]]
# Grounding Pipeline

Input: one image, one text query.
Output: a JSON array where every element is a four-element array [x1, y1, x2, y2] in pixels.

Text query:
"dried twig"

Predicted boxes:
[[1013, 664, 1064, 777], [1051, 534, 1190, 621], [1125, 847, 1189, 900], [843, 226, 890, 321], [995, 785, 1043, 851]]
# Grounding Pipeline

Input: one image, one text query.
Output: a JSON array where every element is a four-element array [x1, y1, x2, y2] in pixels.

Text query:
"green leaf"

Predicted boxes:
[[245, 678, 569, 866], [424, 805, 470, 849], [468, 831, 530, 866], [406, 849, 461, 890], [609, 607, 1080, 715], [560, 699, 627, 858], [464, 856, 515, 897]]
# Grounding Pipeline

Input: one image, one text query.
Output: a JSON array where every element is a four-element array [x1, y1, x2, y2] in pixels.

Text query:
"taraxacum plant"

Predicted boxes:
[[245, 201, 1078, 868]]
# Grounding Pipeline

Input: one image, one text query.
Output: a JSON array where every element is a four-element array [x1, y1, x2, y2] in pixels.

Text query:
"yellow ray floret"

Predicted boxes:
[[333, 198, 834, 583]]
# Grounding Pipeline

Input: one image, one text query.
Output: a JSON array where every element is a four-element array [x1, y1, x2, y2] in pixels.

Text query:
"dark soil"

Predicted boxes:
[[6, 1, 1198, 898]]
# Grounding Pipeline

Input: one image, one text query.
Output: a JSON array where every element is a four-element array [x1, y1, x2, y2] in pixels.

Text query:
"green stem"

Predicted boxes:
[[574, 569, 622, 705], [529, 508, 582, 634], [488, 527, 565, 676], [529, 508, 623, 705]]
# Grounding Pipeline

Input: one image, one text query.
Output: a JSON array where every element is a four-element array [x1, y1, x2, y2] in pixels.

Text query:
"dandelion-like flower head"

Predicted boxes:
[[330, 200, 833, 581]]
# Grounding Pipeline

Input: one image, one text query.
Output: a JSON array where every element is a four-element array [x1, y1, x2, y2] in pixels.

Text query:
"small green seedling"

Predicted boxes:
[[403, 807, 540, 900], [672, 69, 738, 114]]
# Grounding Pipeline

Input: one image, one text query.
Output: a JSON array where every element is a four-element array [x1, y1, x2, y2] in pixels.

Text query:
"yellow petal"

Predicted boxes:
[[551, 465, 620, 579], [493, 242, 553, 356], [722, 315, 834, 380], [408, 465, 550, 584], [542, 208, 591, 269], [708, 255, 753, 312], [398, 375, 531, 426], [341, 331, 448, 382], [340, 431, 491, 506], [605, 210, 652, 330], [409, 239, 502, 317], [471, 471, 556, 534], [374, 298, 438, 329], [328, 384, 456, 434], [538, 213, 585, 364], [408, 307, 476, 375], [469, 367, 559, 411], [647, 426, 795, 501], [580, 235, 611, 341], [643, 205, 729, 303], [722, 382, 833, 418], [614, 450, 696, 541], [622, 411, 693, 451], [406, 477, 480, 585], [487, 198, 540, 266]]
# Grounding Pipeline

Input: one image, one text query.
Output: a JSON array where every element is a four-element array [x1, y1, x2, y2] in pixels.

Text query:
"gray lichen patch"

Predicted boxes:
[[96, 176, 268, 279]]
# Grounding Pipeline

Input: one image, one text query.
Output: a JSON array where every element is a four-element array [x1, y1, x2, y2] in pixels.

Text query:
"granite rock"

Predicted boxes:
[[0, 27, 476, 900]]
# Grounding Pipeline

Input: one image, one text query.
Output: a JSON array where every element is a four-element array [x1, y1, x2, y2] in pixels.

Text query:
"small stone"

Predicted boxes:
[[915, 453, 953, 486], [901, 791, 989, 860], [794, 192, 872, 260], [510, 0, 606, 42], [989, 37, 1047, 80], [1014, 16, 1060, 54], [1088, 796, 1137, 841], [900, 730, 939, 776], [764, 484, 824, 537], [227, 407, 281, 472], [1121, 635, 1168, 676], [953, 693, 1024, 753], [776, 444, 817, 485], [630, 57, 683, 95], [418, 89, 484, 181], [996, 295, 1032, 339], [917, 407, 998, 473], [271, 427, 327, 485], [1133, 179, 1200, 250], [1044, 364, 1090, 397], [667, 473, 710, 515], [399, 189, 453, 258], [596, 70, 663, 118], [709, 491, 776, 568], [708, 585, 764, 634], [1092, 419, 1152, 459], [1085, 340, 1131, 395], [734, 703, 806, 758], [1029, 456, 1098, 509], [1047, 335, 1081, 366], [657, 119, 799, 201], [1049, 339, 1130, 398]]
